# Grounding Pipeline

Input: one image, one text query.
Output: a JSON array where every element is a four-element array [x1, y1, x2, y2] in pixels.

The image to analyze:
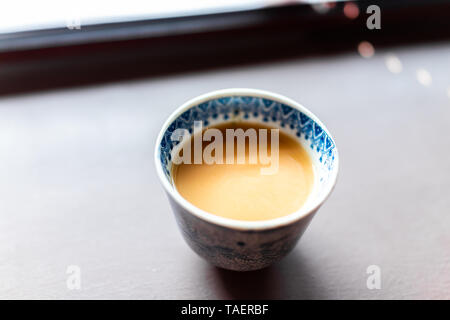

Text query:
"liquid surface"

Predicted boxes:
[[172, 122, 314, 221]]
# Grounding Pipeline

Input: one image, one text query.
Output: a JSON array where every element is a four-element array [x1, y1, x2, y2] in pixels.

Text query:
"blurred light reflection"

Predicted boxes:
[[416, 68, 432, 87], [358, 41, 375, 58], [385, 54, 403, 74], [343, 2, 359, 19]]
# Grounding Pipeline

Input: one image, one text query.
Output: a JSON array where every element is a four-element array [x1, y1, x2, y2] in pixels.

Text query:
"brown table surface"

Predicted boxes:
[[1, 42, 449, 299]]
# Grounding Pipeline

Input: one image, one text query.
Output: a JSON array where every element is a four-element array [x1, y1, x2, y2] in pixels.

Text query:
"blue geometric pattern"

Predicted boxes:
[[158, 96, 336, 181]]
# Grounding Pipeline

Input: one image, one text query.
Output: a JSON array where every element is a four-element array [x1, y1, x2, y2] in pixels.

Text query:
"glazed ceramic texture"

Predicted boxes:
[[169, 197, 318, 271], [155, 89, 338, 271]]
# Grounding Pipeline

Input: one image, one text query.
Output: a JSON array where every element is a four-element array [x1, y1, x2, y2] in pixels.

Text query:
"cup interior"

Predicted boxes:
[[155, 89, 338, 229]]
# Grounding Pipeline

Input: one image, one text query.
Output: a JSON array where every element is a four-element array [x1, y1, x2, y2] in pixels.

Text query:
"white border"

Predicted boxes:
[[154, 88, 339, 231]]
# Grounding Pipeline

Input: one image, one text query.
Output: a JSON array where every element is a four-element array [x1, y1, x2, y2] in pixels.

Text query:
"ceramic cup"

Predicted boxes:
[[155, 88, 339, 271]]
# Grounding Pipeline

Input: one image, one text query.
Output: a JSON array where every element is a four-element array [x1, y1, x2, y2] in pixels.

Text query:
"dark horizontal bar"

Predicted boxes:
[[1, 0, 450, 96]]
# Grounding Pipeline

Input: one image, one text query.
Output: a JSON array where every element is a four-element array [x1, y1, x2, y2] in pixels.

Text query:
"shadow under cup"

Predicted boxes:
[[155, 89, 338, 271]]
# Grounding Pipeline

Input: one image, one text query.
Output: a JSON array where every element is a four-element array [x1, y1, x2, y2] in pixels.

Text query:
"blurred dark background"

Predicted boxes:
[[1, 0, 450, 96]]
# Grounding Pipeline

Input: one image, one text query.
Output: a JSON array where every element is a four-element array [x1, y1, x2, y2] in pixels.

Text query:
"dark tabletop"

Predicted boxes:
[[0, 41, 449, 299]]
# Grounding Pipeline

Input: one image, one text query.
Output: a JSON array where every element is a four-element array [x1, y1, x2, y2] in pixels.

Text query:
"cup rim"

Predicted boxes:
[[154, 88, 339, 231]]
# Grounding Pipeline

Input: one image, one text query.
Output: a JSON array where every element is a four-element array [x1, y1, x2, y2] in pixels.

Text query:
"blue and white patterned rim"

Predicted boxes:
[[159, 95, 336, 181]]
